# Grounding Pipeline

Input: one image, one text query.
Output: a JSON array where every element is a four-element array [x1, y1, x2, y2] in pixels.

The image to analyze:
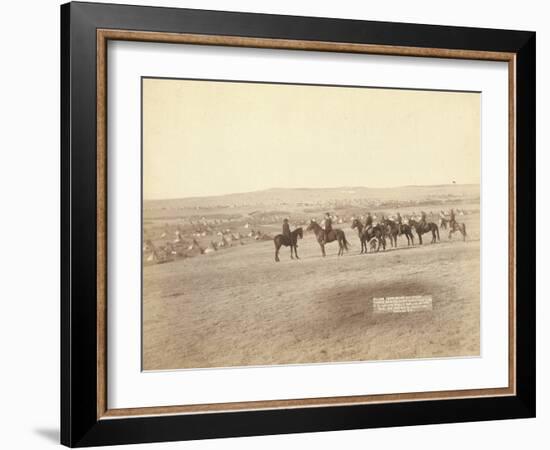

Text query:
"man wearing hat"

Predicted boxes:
[[420, 210, 427, 228], [282, 218, 292, 246], [365, 212, 373, 233], [396, 212, 403, 234], [323, 212, 332, 244], [449, 208, 457, 230]]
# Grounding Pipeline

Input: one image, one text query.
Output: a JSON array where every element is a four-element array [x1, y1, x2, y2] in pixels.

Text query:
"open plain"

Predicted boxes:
[[142, 185, 480, 370]]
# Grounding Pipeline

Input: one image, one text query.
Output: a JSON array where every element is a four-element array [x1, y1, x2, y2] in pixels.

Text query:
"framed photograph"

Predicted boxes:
[[61, 2, 535, 447]]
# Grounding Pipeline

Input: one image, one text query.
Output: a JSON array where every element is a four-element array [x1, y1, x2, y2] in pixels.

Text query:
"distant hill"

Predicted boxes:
[[144, 184, 479, 212]]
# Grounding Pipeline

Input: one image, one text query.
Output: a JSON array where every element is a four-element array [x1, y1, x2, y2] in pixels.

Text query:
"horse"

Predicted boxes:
[[408, 219, 440, 244], [381, 219, 414, 247], [439, 217, 449, 230], [448, 221, 467, 241], [306, 220, 349, 257], [351, 219, 386, 253], [273, 227, 303, 262]]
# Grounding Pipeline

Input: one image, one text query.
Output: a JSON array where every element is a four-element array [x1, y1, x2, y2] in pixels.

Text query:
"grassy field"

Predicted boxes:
[[142, 199, 479, 370]]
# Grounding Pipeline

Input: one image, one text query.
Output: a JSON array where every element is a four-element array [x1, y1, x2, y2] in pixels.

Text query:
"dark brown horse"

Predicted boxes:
[[273, 227, 303, 262], [306, 220, 349, 257], [381, 219, 414, 247], [351, 219, 386, 253], [448, 221, 467, 241], [408, 219, 440, 244]]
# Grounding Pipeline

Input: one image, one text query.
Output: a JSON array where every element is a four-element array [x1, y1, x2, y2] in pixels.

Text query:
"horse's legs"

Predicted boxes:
[[449, 223, 458, 240], [290, 246, 294, 259], [321, 243, 326, 257], [418, 233, 423, 245], [294, 245, 300, 259], [275, 243, 280, 262]]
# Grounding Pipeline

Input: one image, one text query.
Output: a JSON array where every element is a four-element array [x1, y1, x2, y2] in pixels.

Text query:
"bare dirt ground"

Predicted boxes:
[[143, 209, 479, 370]]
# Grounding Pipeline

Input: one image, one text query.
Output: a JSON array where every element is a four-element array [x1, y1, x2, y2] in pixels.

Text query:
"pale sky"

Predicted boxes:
[[143, 78, 480, 200]]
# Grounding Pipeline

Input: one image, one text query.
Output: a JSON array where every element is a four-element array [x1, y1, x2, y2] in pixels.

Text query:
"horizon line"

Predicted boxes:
[[143, 182, 480, 202]]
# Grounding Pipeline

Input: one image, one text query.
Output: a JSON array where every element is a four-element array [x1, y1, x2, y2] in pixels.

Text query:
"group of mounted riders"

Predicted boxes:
[[274, 208, 467, 261]]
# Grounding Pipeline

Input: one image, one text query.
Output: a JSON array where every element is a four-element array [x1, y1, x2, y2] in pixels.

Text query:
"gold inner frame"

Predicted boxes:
[[96, 28, 517, 420]]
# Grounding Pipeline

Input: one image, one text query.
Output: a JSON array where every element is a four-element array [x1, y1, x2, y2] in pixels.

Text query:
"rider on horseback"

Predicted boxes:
[[365, 212, 373, 233], [282, 218, 292, 246], [396, 212, 403, 234], [323, 212, 332, 244], [420, 211, 427, 228], [450, 208, 457, 230]]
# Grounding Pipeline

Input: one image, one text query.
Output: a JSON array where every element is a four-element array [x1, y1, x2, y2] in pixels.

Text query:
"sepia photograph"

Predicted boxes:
[[141, 77, 480, 371]]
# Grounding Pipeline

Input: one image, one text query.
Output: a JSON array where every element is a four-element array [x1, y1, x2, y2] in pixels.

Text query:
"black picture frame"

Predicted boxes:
[[61, 1, 535, 447]]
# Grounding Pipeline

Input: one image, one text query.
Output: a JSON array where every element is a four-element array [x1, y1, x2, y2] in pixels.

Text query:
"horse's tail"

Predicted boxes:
[[342, 233, 350, 251]]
